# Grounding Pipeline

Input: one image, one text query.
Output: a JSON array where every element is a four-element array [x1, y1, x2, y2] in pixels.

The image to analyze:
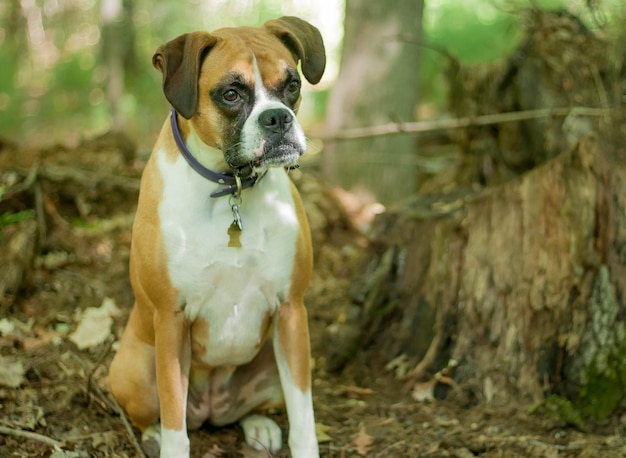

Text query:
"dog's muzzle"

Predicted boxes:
[[230, 106, 304, 178]]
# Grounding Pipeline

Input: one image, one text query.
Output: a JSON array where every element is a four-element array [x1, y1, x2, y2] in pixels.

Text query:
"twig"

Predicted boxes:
[[526, 439, 582, 450], [248, 437, 274, 457], [87, 336, 115, 394], [39, 164, 140, 191], [69, 351, 114, 413], [315, 106, 614, 141], [2, 160, 40, 199], [8, 163, 140, 192], [106, 390, 148, 458], [0, 424, 63, 449], [34, 181, 46, 247], [402, 300, 445, 392], [70, 344, 147, 458]]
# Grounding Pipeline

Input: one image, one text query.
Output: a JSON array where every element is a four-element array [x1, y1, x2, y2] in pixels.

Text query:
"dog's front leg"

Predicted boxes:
[[154, 308, 191, 457], [274, 301, 319, 458]]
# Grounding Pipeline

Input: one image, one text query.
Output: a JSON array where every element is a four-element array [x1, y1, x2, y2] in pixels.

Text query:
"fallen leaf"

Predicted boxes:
[[89, 430, 119, 449], [483, 376, 495, 403], [0, 318, 16, 336], [69, 297, 120, 350], [202, 444, 225, 458], [352, 423, 373, 456], [385, 354, 410, 379], [22, 326, 64, 351], [316, 422, 333, 443], [411, 378, 436, 402], [0, 356, 25, 387]]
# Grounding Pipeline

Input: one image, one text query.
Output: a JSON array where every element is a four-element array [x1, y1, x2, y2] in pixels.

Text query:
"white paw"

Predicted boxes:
[[289, 446, 320, 458], [289, 439, 320, 458], [239, 414, 283, 452], [160, 425, 190, 457]]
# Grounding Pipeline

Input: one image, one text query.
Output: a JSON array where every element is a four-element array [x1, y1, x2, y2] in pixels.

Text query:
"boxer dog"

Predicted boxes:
[[108, 16, 325, 458]]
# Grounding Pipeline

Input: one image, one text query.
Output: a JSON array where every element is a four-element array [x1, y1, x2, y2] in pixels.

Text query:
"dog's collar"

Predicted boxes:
[[169, 107, 263, 198]]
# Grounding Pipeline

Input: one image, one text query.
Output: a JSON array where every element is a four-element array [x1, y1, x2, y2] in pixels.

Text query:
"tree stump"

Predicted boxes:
[[339, 134, 626, 418], [448, 10, 618, 188]]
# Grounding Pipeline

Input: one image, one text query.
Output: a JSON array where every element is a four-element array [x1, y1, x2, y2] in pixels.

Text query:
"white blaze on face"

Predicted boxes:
[[239, 56, 306, 164]]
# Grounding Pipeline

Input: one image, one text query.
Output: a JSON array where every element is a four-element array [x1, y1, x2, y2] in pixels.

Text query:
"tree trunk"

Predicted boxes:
[[334, 134, 626, 419], [322, 0, 424, 205], [100, 0, 136, 133]]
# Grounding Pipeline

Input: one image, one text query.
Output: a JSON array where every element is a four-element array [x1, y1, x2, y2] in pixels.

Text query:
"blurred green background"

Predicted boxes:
[[0, 0, 623, 150]]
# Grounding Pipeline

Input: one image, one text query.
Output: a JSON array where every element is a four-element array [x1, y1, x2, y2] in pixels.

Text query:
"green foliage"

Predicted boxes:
[[528, 395, 585, 429], [0, 210, 34, 234], [0, 186, 34, 236], [0, 49, 25, 133], [418, 1, 523, 112], [418, 0, 626, 112], [425, 2, 521, 64], [0, 0, 624, 144]]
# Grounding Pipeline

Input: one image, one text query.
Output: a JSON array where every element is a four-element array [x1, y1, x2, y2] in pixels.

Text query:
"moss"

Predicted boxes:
[[577, 351, 626, 419], [565, 266, 626, 420], [528, 395, 584, 429]]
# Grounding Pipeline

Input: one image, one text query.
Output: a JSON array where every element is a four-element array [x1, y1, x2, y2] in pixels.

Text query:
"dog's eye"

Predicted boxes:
[[287, 80, 300, 93], [223, 89, 240, 103]]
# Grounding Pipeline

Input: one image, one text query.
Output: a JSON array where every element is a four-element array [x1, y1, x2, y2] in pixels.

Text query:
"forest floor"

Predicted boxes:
[[1, 135, 625, 457]]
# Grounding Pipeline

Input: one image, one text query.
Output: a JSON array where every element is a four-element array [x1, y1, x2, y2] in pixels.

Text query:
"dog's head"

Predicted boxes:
[[153, 17, 326, 178]]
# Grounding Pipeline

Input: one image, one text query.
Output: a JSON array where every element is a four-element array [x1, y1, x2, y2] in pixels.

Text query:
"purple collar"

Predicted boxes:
[[169, 107, 262, 198]]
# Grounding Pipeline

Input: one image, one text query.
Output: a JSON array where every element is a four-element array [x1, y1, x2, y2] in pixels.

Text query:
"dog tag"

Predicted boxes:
[[228, 203, 243, 248], [227, 222, 242, 248]]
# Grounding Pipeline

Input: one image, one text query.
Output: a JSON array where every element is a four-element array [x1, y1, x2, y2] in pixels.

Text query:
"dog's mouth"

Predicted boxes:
[[228, 144, 302, 179]]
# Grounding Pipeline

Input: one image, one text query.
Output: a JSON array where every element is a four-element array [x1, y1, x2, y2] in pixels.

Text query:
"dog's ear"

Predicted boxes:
[[153, 32, 219, 119], [263, 16, 326, 85]]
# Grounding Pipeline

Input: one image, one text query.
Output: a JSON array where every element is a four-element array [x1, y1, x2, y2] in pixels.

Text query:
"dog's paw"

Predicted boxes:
[[240, 414, 283, 452], [289, 445, 320, 458], [141, 425, 161, 458]]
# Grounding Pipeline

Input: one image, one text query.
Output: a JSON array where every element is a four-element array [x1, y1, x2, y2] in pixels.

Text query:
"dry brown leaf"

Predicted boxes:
[[352, 423, 373, 456], [411, 378, 436, 402], [202, 444, 226, 458], [0, 356, 25, 387]]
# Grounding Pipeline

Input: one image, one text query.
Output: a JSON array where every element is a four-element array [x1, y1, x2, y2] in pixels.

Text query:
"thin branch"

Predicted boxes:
[[87, 336, 115, 394], [106, 390, 148, 458], [0, 424, 63, 449], [2, 160, 40, 199], [70, 346, 147, 458], [40, 164, 140, 191], [315, 106, 615, 141], [34, 181, 46, 247]]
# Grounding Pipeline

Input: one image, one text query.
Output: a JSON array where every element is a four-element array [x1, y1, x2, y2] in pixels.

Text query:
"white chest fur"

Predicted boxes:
[[156, 149, 299, 366]]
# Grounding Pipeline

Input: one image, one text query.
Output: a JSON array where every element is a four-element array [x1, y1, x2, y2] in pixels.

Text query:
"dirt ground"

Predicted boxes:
[[1, 136, 625, 457]]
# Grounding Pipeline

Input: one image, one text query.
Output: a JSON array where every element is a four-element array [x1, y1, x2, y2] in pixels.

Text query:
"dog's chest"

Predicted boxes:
[[156, 150, 299, 366]]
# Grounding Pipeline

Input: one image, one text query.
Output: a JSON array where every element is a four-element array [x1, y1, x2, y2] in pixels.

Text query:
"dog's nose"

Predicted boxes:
[[259, 108, 293, 134]]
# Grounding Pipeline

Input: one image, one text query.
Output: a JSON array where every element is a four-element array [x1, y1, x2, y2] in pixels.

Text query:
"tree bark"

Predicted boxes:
[[100, 0, 136, 133], [336, 134, 626, 418], [322, 0, 424, 205]]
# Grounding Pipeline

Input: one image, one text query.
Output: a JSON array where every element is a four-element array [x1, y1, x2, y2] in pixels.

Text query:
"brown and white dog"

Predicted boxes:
[[108, 17, 325, 458]]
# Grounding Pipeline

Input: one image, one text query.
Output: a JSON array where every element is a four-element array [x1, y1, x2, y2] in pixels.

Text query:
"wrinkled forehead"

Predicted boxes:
[[199, 26, 298, 88]]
